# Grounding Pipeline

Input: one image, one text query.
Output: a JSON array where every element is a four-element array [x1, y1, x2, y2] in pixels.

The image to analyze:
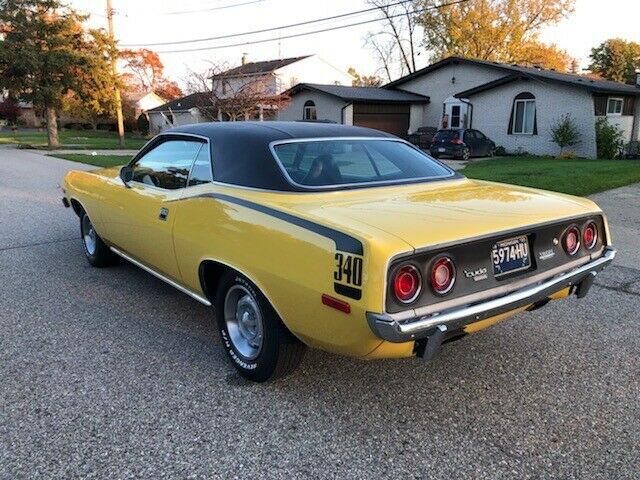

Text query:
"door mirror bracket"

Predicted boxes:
[[120, 165, 133, 188]]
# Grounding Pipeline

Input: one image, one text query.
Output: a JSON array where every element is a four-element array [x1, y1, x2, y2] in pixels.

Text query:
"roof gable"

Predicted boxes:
[[386, 56, 640, 96], [288, 83, 430, 103], [211, 55, 312, 78]]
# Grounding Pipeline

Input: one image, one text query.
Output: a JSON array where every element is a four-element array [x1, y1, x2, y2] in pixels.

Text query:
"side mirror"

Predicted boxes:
[[119, 165, 133, 187]]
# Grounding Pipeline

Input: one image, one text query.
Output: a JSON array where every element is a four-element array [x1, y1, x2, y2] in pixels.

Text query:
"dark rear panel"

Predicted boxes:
[[386, 214, 606, 313]]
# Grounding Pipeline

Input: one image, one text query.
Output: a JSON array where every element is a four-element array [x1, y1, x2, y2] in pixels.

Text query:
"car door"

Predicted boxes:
[[104, 136, 205, 281], [463, 130, 477, 156]]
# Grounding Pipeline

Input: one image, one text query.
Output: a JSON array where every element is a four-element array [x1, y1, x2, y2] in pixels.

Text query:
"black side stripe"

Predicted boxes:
[[334, 283, 362, 300], [186, 193, 364, 255]]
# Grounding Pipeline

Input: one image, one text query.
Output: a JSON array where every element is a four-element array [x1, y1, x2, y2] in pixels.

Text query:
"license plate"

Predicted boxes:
[[491, 235, 531, 277], [438, 147, 446, 152]]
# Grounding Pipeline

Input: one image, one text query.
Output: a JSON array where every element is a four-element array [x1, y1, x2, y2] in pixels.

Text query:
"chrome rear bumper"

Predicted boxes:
[[367, 247, 616, 344]]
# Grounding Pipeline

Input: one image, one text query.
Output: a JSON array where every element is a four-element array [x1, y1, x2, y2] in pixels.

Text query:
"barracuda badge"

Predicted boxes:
[[464, 267, 488, 282], [538, 249, 555, 260]]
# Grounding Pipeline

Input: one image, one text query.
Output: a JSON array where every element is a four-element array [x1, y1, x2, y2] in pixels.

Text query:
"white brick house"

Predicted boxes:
[[386, 57, 640, 158], [281, 57, 640, 158]]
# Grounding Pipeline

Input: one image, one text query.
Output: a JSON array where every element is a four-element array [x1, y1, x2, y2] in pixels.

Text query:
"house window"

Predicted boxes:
[[509, 92, 537, 135], [450, 105, 461, 128], [303, 100, 317, 120], [607, 97, 623, 115]]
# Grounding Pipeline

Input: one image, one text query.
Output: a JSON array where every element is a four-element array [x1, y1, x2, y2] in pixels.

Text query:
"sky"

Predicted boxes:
[[72, 0, 640, 86]]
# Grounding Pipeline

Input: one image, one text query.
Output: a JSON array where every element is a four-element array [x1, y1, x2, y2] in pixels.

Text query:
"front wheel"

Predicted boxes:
[[215, 271, 305, 382], [80, 212, 116, 267]]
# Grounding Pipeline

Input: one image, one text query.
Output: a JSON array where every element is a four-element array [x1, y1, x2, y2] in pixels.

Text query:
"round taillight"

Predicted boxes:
[[563, 226, 580, 255], [583, 222, 597, 249], [431, 257, 456, 295], [393, 265, 421, 303]]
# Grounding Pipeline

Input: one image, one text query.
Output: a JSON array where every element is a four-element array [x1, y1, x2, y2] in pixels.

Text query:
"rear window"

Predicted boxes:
[[272, 139, 452, 188], [433, 130, 461, 141]]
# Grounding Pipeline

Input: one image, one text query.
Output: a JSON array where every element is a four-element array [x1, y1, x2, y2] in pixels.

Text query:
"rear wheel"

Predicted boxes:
[[456, 148, 470, 161], [215, 271, 305, 382], [80, 212, 115, 267]]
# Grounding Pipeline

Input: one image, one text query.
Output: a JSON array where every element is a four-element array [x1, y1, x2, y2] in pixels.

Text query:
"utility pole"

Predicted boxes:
[[106, 0, 125, 147]]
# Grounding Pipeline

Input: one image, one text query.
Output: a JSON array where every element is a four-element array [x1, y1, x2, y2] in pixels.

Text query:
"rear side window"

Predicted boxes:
[[188, 144, 213, 186], [272, 139, 452, 188], [132, 139, 203, 189]]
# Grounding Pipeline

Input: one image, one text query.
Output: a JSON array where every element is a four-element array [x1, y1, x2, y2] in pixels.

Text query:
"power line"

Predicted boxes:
[[149, 0, 265, 17], [121, 0, 416, 47], [153, 0, 469, 54]]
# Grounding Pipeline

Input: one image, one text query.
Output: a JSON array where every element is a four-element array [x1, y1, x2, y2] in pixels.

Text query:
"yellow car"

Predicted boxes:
[[62, 122, 615, 382]]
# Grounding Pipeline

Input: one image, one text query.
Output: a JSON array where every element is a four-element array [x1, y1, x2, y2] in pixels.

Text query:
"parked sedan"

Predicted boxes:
[[430, 128, 496, 160], [62, 122, 614, 382]]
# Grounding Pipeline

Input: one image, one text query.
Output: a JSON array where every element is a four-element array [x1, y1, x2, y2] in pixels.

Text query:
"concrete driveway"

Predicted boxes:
[[1, 145, 638, 479]]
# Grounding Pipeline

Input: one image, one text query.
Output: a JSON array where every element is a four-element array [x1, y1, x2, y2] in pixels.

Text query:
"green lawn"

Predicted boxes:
[[49, 153, 132, 168], [462, 156, 640, 196], [0, 129, 147, 150]]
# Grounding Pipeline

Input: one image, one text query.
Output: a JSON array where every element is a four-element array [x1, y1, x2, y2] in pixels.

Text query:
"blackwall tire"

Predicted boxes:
[[215, 270, 305, 382], [80, 211, 116, 268]]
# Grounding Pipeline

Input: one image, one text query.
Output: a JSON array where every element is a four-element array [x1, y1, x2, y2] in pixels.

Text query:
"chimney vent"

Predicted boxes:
[[241, 53, 249, 65]]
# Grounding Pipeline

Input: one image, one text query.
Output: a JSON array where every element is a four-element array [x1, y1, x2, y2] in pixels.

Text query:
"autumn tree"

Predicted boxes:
[[184, 62, 289, 122], [589, 39, 640, 84], [348, 67, 383, 87], [0, 0, 115, 146], [417, 0, 575, 71], [120, 48, 183, 100]]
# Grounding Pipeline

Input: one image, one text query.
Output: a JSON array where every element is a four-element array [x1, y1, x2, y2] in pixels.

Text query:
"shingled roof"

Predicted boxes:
[[147, 92, 213, 113], [386, 56, 640, 96], [210, 56, 312, 78], [288, 83, 430, 103]]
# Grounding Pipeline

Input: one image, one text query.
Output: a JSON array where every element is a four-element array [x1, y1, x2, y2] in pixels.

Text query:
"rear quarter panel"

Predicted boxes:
[[172, 184, 413, 358]]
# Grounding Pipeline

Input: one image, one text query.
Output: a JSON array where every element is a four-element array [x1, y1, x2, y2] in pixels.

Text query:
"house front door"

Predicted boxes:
[[442, 96, 471, 129]]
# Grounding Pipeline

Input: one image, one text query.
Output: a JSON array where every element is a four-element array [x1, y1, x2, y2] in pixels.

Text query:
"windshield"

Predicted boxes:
[[433, 130, 462, 141], [272, 139, 453, 188]]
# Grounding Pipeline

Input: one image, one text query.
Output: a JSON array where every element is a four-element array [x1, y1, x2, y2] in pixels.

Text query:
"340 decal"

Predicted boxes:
[[334, 253, 363, 287]]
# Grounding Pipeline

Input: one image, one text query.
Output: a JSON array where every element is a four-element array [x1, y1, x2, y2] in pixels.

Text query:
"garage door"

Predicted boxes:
[[352, 103, 410, 138]]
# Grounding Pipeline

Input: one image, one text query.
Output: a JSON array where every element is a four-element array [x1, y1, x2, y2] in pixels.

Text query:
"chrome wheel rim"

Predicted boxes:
[[82, 214, 97, 256], [462, 149, 470, 160], [224, 285, 263, 361]]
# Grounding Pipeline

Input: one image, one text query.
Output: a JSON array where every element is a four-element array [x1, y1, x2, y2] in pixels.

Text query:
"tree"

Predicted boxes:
[[589, 39, 640, 84], [365, 0, 422, 81], [120, 48, 182, 100], [61, 29, 121, 129], [184, 62, 290, 122], [550, 114, 580, 155], [416, 0, 575, 71], [348, 67, 383, 87], [0, 0, 113, 146]]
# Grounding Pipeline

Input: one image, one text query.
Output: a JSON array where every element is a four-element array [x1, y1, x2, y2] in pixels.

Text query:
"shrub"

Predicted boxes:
[[550, 114, 581, 155], [495, 145, 507, 156], [595, 117, 624, 159]]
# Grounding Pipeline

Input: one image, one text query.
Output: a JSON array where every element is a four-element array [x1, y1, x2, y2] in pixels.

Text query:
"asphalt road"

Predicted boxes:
[[1, 145, 638, 479]]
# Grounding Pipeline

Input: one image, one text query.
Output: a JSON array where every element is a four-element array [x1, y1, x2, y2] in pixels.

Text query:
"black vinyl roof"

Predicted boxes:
[[386, 56, 640, 96], [288, 83, 430, 103], [168, 121, 392, 191]]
